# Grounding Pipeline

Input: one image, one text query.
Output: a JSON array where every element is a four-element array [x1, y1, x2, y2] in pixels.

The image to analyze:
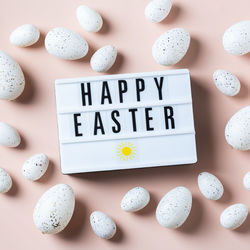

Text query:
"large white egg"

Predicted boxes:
[[0, 167, 12, 193], [198, 172, 224, 200], [76, 5, 103, 32], [225, 106, 250, 150], [10, 24, 40, 47], [220, 203, 248, 230], [152, 28, 190, 66], [90, 211, 116, 239], [213, 70, 240, 96], [145, 0, 172, 23], [45, 27, 88, 60], [22, 153, 49, 181], [0, 122, 21, 147], [0, 50, 25, 100], [121, 186, 150, 212], [223, 20, 250, 55], [90, 45, 117, 72], [33, 184, 75, 234], [156, 186, 192, 228]]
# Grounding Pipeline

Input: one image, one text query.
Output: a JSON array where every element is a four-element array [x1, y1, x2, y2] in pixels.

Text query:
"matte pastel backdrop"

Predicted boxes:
[[1, 0, 250, 249]]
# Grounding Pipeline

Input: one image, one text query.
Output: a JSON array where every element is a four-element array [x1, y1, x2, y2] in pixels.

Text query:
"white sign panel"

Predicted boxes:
[[55, 69, 197, 174]]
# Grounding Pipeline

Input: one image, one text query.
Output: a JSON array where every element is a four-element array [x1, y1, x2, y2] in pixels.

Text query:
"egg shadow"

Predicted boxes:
[[160, 4, 181, 25], [5, 175, 19, 197], [177, 37, 201, 68], [15, 131, 27, 150], [98, 15, 111, 35], [109, 222, 125, 243], [37, 159, 55, 184], [233, 76, 248, 100], [217, 182, 233, 204], [57, 198, 86, 240], [234, 213, 250, 233], [177, 196, 203, 234], [135, 192, 157, 216], [106, 52, 125, 74], [15, 69, 36, 105], [28, 31, 45, 49]]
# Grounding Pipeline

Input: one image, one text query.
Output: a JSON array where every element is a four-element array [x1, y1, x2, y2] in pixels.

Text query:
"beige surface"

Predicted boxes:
[[1, 0, 250, 249]]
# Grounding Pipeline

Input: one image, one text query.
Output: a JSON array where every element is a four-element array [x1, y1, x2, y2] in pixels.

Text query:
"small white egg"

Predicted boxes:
[[152, 28, 190, 66], [0, 122, 21, 147], [33, 184, 75, 234], [76, 5, 103, 32], [0, 167, 12, 193], [10, 24, 40, 47], [225, 106, 250, 150], [220, 203, 248, 230], [121, 186, 150, 212], [243, 172, 250, 190], [22, 153, 49, 181], [0, 50, 25, 100], [198, 172, 224, 200], [213, 70, 240, 96], [156, 186, 192, 228], [223, 20, 250, 55], [90, 45, 117, 72], [145, 0, 172, 23], [90, 211, 116, 239], [45, 27, 88, 60]]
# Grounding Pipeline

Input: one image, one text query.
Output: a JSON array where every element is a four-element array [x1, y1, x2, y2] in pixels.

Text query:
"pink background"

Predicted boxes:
[[1, 0, 250, 249]]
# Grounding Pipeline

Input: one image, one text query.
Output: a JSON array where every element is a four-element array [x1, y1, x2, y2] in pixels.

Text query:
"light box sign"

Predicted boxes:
[[55, 69, 197, 174]]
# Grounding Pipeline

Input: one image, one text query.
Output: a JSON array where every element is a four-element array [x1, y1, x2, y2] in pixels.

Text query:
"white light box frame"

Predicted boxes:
[[55, 69, 197, 174]]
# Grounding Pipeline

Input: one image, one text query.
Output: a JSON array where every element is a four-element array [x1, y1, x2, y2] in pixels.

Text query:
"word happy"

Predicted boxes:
[[73, 77, 176, 137]]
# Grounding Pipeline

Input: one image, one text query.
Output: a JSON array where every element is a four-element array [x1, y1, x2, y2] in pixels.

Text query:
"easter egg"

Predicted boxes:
[[152, 28, 190, 66], [33, 184, 75, 234], [0, 122, 21, 147], [0, 167, 12, 193], [45, 27, 88, 60]]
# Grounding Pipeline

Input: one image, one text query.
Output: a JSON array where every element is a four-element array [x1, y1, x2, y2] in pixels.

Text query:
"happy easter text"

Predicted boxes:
[[73, 77, 176, 137]]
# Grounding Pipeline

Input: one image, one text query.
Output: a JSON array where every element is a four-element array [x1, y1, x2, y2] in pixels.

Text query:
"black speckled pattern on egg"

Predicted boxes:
[[225, 106, 250, 150], [198, 172, 224, 200], [0, 122, 21, 147], [145, 0, 172, 23], [0, 51, 25, 100], [213, 69, 240, 96], [45, 27, 88, 60], [156, 186, 192, 228], [223, 20, 250, 55], [0, 167, 12, 193], [33, 184, 75, 234], [90, 211, 116, 239], [220, 203, 248, 230], [152, 28, 190, 66]]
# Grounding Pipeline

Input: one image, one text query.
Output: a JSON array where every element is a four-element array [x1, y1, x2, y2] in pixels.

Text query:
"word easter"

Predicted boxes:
[[55, 69, 197, 174], [73, 78, 175, 137]]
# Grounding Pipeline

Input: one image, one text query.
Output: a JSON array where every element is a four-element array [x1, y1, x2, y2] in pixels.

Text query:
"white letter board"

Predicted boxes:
[[55, 69, 197, 174]]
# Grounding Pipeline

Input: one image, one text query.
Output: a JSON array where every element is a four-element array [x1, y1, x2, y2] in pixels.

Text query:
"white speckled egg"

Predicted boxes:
[[152, 28, 190, 66], [243, 172, 250, 190], [223, 20, 250, 55], [45, 27, 88, 60], [156, 186, 192, 228], [121, 186, 150, 212], [0, 167, 12, 193], [198, 172, 224, 200], [10, 24, 40, 47], [0, 122, 21, 147], [213, 70, 240, 96], [0, 50, 25, 100], [90, 211, 116, 239], [90, 45, 117, 72], [22, 154, 49, 181], [225, 106, 250, 150], [145, 0, 172, 23], [33, 184, 75, 234], [76, 5, 103, 32], [220, 203, 248, 230]]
